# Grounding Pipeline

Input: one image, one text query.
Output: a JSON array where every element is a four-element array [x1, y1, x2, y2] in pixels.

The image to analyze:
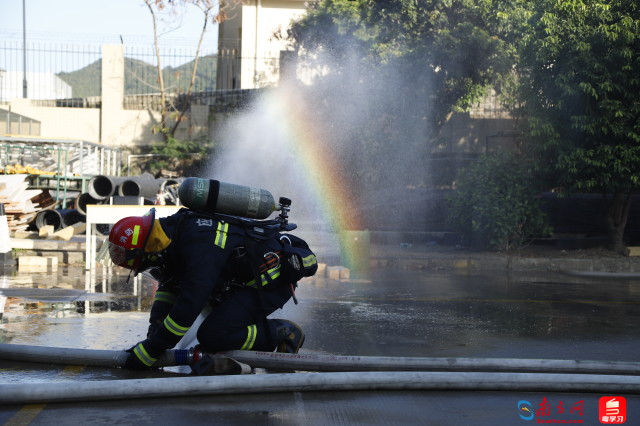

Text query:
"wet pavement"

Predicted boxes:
[[0, 266, 639, 425]]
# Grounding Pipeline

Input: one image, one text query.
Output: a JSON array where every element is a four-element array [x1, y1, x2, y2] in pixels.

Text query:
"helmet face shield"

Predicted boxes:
[[96, 240, 142, 268], [96, 240, 120, 267]]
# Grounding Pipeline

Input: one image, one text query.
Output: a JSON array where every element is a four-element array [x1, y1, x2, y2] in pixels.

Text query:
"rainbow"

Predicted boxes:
[[264, 85, 364, 233]]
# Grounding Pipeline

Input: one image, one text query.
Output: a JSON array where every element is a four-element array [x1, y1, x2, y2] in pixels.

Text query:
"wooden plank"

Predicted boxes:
[[623, 247, 640, 257], [10, 238, 86, 251], [49, 223, 85, 241], [18, 256, 58, 267], [14, 230, 40, 240], [39, 225, 55, 237]]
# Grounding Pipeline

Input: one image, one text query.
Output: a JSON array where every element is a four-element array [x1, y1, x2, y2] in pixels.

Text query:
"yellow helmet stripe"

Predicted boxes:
[[131, 225, 141, 246]]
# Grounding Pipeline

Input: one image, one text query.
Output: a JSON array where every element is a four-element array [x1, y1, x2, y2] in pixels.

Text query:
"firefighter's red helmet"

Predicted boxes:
[[96, 209, 155, 273]]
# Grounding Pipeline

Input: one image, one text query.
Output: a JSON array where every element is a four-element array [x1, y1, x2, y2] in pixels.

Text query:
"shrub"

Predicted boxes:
[[447, 151, 552, 251]]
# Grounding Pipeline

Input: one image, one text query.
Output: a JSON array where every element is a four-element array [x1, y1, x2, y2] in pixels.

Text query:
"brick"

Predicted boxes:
[[316, 263, 326, 276], [66, 252, 84, 264], [549, 258, 592, 272], [326, 266, 341, 280], [17, 251, 64, 264], [18, 256, 58, 267], [326, 266, 349, 280], [339, 267, 350, 280]]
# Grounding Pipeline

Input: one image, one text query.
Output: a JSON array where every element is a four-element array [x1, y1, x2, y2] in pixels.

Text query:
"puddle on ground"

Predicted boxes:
[[1, 266, 640, 383]]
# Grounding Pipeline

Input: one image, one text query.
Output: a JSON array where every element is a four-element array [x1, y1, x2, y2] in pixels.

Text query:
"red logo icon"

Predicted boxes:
[[599, 397, 626, 424]]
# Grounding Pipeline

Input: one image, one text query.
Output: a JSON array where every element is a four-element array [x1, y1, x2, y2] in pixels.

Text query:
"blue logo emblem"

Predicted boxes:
[[518, 400, 534, 420]]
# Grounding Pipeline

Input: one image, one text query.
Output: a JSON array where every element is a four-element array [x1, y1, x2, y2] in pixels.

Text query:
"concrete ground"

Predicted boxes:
[[0, 266, 639, 425]]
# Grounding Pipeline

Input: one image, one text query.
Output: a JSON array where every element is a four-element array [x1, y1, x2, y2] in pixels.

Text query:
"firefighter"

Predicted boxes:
[[96, 208, 317, 370]]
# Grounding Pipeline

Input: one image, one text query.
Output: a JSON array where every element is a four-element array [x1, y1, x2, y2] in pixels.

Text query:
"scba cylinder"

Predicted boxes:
[[179, 177, 276, 219]]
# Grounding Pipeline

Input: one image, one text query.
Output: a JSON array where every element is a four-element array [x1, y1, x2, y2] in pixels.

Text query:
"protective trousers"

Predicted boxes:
[[196, 282, 292, 353]]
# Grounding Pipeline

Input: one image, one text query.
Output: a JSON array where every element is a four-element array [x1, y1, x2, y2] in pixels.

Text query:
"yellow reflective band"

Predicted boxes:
[[134, 344, 156, 367], [154, 291, 177, 305], [302, 254, 317, 268], [164, 315, 189, 336], [132, 225, 141, 246], [215, 222, 229, 249], [246, 265, 281, 288], [241, 324, 257, 350]]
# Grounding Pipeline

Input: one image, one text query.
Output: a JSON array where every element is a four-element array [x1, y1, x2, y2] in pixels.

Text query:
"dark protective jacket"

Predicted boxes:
[[147, 210, 317, 351]]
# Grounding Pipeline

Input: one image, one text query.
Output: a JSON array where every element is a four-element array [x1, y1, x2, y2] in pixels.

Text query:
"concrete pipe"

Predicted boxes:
[[34, 210, 64, 231], [159, 177, 185, 192], [62, 209, 85, 227], [1, 372, 640, 405], [118, 177, 161, 199], [75, 193, 102, 216], [88, 175, 128, 200]]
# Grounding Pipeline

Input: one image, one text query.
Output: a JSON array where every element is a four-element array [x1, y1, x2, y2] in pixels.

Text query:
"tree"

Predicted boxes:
[[142, 0, 228, 140], [447, 151, 552, 250], [519, 0, 640, 253], [284, 0, 530, 190], [291, 0, 531, 135]]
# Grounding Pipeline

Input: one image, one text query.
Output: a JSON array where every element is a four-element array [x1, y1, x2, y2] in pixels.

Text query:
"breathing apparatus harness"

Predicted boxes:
[[146, 197, 298, 344]]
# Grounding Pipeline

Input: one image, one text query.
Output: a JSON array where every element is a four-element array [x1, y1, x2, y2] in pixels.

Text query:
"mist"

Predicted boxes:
[[208, 45, 438, 237]]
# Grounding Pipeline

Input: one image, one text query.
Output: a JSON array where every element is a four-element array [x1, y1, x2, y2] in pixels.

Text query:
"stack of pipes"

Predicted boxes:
[[35, 174, 186, 234], [18, 174, 186, 234]]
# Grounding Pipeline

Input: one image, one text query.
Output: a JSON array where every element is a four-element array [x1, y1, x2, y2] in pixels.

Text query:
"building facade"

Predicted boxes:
[[216, 0, 307, 89]]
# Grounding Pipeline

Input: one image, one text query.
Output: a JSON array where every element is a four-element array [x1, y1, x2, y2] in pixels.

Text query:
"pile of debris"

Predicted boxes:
[[0, 175, 54, 232], [0, 164, 57, 175]]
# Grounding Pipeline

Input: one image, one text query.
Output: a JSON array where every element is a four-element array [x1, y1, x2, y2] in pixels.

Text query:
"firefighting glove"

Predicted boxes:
[[124, 339, 164, 370], [280, 253, 304, 284]]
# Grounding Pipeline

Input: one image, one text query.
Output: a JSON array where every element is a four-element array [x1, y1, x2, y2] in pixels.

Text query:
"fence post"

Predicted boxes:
[[100, 45, 124, 146]]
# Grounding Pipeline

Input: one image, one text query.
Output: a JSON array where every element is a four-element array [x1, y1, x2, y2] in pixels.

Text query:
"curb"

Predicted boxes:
[[370, 255, 640, 273]]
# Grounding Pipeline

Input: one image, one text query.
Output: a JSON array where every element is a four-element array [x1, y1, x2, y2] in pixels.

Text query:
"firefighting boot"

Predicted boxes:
[[273, 319, 305, 354]]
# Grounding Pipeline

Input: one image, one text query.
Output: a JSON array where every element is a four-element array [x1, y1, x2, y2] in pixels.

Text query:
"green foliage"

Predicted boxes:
[[447, 152, 552, 250], [286, 0, 532, 191], [518, 0, 640, 194], [56, 55, 217, 98], [292, 0, 531, 138], [149, 135, 211, 173]]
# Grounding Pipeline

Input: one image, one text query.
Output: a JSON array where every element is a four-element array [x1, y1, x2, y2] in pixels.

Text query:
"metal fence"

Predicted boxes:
[[0, 42, 102, 103], [123, 89, 261, 113], [123, 46, 217, 104], [0, 42, 278, 112]]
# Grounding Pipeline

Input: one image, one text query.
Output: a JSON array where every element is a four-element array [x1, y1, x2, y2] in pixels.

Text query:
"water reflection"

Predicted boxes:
[[0, 266, 639, 369]]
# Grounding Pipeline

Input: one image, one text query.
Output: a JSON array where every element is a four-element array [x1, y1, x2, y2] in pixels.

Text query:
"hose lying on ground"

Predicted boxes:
[[1, 343, 640, 376], [1, 372, 639, 404]]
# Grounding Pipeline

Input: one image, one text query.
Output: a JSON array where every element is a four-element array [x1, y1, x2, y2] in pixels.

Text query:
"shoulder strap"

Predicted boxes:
[[243, 235, 275, 345]]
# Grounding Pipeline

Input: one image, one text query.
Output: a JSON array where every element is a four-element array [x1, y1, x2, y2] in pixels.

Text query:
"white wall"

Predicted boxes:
[[218, 0, 308, 89], [0, 72, 72, 101]]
